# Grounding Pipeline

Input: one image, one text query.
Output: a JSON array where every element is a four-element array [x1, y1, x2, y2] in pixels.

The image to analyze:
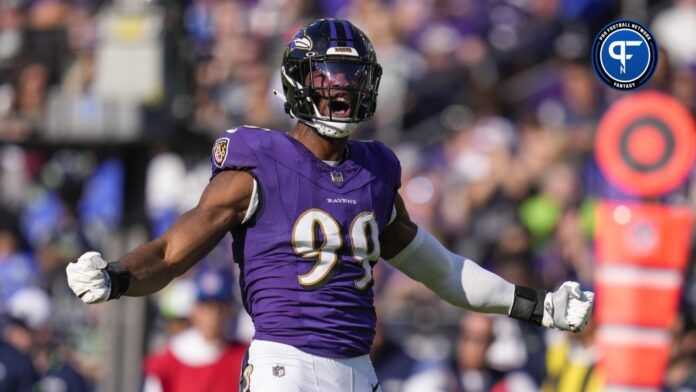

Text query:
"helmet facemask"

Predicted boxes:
[[282, 55, 382, 138]]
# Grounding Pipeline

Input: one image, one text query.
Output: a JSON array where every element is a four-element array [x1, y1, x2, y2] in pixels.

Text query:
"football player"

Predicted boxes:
[[66, 18, 593, 392]]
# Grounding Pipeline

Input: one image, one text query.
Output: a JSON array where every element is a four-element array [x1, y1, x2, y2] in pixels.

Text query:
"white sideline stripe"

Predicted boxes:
[[597, 325, 671, 346], [604, 385, 659, 392], [596, 265, 682, 288]]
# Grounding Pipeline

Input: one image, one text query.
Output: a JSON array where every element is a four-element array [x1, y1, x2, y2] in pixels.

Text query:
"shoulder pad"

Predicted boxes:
[[350, 140, 402, 190]]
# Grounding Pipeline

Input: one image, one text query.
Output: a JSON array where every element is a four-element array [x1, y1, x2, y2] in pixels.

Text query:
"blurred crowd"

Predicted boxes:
[[1, 0, 696, 391]]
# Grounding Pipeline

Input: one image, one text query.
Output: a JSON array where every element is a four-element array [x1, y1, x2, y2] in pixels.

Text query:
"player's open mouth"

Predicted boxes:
[[330, 96, 352, 119]]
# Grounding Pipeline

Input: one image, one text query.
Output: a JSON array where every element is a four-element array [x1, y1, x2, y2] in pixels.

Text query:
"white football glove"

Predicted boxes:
[[66, 251, 111, 304], [542, 281, 594, 332]]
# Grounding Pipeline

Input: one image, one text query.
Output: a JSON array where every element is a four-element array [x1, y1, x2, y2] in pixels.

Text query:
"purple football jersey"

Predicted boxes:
[[210, 125, 401, 358]]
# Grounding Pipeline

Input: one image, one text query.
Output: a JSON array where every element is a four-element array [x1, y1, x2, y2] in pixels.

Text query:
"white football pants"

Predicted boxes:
[[241, 339, 382, 392]]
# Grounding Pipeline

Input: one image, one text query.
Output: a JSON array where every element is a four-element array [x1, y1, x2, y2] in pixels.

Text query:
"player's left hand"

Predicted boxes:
[[542, 281, 594, 332]]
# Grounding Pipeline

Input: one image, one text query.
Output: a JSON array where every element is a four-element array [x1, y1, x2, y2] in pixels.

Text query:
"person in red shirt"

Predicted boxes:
[[144, 266, 248, 392]]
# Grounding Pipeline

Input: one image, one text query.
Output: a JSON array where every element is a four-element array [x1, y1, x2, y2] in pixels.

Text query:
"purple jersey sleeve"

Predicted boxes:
[[210, 127, 258, 178]]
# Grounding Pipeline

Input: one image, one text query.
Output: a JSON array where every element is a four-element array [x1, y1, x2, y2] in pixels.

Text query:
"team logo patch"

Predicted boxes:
[[213, 138, 229, 168], [591, 20, 658, 90], [290, 36, 312, 51], [272, 364, 285, 378]]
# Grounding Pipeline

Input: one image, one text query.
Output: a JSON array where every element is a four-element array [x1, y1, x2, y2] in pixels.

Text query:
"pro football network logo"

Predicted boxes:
[[591, 20, 658, 90]]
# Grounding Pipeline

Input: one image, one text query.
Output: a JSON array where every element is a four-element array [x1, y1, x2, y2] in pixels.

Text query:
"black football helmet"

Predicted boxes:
[[279, 18, 382, 138]]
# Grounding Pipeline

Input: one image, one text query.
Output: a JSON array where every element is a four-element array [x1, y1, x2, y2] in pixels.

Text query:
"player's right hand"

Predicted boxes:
[[542, 281, 594, 333], [66, 251, 111, 304]]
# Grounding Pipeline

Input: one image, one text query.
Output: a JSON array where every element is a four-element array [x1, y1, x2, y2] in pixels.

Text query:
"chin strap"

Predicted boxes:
[[273, 89, 359, 139]]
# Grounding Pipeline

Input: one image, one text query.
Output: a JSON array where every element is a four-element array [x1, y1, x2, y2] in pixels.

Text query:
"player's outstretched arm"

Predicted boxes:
[[380, 194, 594, 332], [66, 170, 255, 303]]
